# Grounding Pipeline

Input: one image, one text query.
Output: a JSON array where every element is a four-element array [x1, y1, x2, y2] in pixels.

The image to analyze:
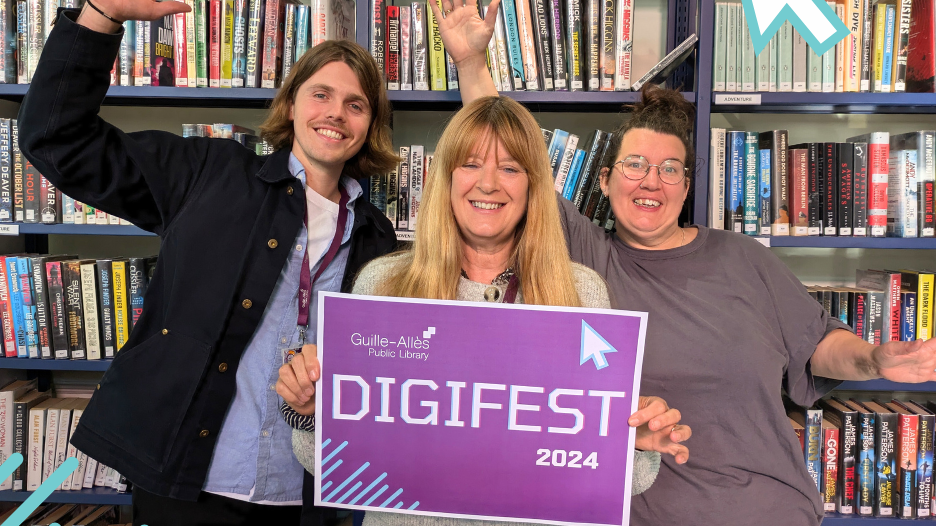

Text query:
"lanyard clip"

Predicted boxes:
[[298, 328, 306, 345]]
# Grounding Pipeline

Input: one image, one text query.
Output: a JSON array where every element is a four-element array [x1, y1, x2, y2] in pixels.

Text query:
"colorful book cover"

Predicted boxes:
[[281, 2, 296, 81], [742, 132, 759, 235], [427, 0, 446, 90], [882, 4, 896, 91], [5, 257, 26, 357], [515, 0, 539, 90], [119, 21, 135, 86], [758, 142, 772, 234], [531, 0, 554, 90], [727, 131, 744, 233], [244, 0, 263, 88], [900, 291, 917, 341], [386, 5, 400, 90], [613, 0, 632, 91], [148, 15, 174, 86], [260, 0, 284, 88], [294, 4, 309, 64], [565, 0, 583, 90], [173, 12, 188, 86], [848, 132, 889, 236], [909, 401, 935, 516], [371, 0, 385, 80], [892, 0, 911, 91], [0, 256, 15, 357], [547, 0, 567, 90], [907, 0, 935, 92], [501, 0, 525, 90], [220, 0, 234, 87], [232, 0, 248, 87], [412, 2, 429, 91], [112, 261, 130, 351], [853, 141, 869, 236]]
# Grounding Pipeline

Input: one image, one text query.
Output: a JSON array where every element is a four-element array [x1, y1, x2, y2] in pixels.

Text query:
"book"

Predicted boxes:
[[26, 398, 55, 490], [852, 142, 869, 236], [789, 147, 809, 236], [62, 261, 86, 360], [862, 400, 897, 517], [371, 0, 386, 81], [709, 128, 726, 229], [280, 2, 295, 82], [822, 417, 841, 512], [221, 0, 235, 87], [398, 4, 411, 90], [244, 0, 263, 88], [386, 5, 400, 90], [743, 132, 759, 235], [846, 399, 877, 515], [727, 130, 744, 233], [44, 261, 68, 359], [613, 0, 633, 91], [173, 12, 188, 86], [79, 262, 102, 360], [566, 0, 584, 90], [0, 379, 38, 490], [408, 146, 424, 231], [12, 390, 48, 490], [820, 398, 859, 514], [17, 257, 39, 358], [4, 257, 27, 357], [231, 0, 248, 87], [584, 0, 600, 90], [891, 131, 935, 237], [892, 0, 912, 91], [260, 0, 284, 88], [546, 0, 566, 90], [907, 0, 935, 92], [713, 3, 727, 91], [886, 401, 919, 517], [632, 34, 699, 91], [760, 130, 790, 235], [32, 256, 75, 360], [149, 15, 175, 86], [112, 260, 130, 351], [531, 0, 554, 90], [848, 132, 889, 236]]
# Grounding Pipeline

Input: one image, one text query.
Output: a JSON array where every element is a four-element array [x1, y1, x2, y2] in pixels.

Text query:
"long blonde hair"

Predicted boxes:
[[376, 96, 581, 307]]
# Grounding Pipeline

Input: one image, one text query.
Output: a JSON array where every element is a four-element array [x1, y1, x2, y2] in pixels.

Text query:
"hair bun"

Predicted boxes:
[[631, 84, 695, 131]]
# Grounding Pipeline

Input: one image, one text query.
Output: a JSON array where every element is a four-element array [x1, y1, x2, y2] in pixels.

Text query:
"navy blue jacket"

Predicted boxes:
[[17, 10, 396, 500]]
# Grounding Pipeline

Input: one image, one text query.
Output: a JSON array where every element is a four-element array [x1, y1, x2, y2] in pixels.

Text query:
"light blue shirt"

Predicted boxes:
[[203, 153, 361, 502]]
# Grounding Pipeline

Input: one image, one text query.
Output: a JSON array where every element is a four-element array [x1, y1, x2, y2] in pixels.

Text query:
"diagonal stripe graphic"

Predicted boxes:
[[362, 485, 389, 506], [322, 441, 348, 466], [335, 481, 362, 504], [348, 473, 387, 505], [3, 456, 78, 526], [322, 459, 343, 479], [380, 489, 403, 508], [408, 501, 420, 510], [393, 502, 404, 509], [324, 462, 370, 502]]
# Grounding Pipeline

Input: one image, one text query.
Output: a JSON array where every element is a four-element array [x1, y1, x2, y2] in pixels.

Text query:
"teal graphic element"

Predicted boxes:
[[741, 0, 851, 56], [1, 454, 77, 526], [580, 320, 617, 370], [320, 438, 417, 509]]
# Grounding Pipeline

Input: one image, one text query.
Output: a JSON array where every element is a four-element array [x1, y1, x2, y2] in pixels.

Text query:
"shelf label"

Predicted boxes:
[[714, 94, 762, 105], [0, 224, 19, 236]]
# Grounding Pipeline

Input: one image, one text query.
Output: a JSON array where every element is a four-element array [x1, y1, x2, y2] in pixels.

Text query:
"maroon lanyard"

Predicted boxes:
[[503, 274, 520, 304], [297, 185, 349, 343]]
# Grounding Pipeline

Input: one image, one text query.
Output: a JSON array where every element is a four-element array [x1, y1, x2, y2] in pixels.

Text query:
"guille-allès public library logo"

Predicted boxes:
[[0, 454, 145, 526]]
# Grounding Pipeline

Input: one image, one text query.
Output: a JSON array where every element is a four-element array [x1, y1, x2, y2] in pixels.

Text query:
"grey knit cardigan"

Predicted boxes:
[[288, 254, 661, 526]]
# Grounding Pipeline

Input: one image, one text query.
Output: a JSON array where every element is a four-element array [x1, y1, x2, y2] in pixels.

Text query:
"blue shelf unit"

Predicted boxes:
[[756, 236, 936, 249], [0, 358, 114, 372], [711, 92, 936, 114], [14, 224, 155, 237], [0, 488, 131, 506], [823, 515, 924, 524]]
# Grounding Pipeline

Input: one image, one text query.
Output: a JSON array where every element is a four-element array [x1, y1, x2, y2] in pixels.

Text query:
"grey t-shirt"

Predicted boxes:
[[558, 197, 850, 526]]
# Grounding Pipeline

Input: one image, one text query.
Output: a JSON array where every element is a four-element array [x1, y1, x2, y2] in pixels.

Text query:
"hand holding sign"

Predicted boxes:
[[277, 344, 321, 416], [629, 396, 691, 464]]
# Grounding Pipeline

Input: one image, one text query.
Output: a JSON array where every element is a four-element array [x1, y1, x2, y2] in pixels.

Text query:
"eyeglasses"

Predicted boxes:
[[612, 155, 688, 185]]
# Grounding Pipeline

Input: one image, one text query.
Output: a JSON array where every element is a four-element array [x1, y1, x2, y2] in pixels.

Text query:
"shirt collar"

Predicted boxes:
[[287, 152, 363, 210]]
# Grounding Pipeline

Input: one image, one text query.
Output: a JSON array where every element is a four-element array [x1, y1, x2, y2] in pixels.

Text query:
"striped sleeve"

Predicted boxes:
[[280, 401, 315, 432]]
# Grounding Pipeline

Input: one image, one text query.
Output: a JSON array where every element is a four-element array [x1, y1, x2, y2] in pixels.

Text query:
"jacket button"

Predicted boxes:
[[287, 186, 294, 195], [218, 363, 228, 373], [268, 239, 278, 249], [199, 429, 210, 438], [161, 328, 168, 335], [96, 384, 100, 390], [242, 299, 252, 309]]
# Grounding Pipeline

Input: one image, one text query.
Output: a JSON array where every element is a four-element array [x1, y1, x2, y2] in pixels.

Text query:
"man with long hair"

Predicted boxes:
[[17, 1, 397, 524]]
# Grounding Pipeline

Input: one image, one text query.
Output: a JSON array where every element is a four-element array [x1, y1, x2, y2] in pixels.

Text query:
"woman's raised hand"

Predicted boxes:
[[428, 0, 501, 66], [77, 0, 189, 33]]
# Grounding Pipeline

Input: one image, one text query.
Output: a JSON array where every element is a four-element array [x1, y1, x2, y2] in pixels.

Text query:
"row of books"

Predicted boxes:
[[712, 0, 936, 93], [789, 396, 936, 518], [809, 268, 934, 343], [0, 119, 132, 226], [180, 122, 275, 155], [0, 0, 354, 87], [0, 380, 127, 495], [708, 128, 936, 238], [371, 0, 638, 92], [0, 255, 155, 360], [368, 145, 430, 232], [0, 504, 122, 526]]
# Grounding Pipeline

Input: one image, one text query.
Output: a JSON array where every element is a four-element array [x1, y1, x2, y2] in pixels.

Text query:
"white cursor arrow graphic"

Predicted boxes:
[[742, 0, 851, 56], [580, 320, 617, 370]]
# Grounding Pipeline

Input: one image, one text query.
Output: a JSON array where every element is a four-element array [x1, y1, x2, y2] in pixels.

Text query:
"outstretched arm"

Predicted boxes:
[[811, 328, 936, 382], [429, 0, 500, 104]]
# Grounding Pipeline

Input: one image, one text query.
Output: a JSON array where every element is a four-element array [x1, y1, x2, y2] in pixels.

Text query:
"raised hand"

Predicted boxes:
[[873, 337, 936, 384], [428, 0, 501, 66], [628, 395, 691, 464], [77, 0, 189, 33]]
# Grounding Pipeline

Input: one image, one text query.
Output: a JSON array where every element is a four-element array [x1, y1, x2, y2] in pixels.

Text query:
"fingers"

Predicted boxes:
[[483, 0, 501, 30], [436, 0, 452, 16], [149, 0, 191, 19], [668, 443, 690, 464], [670, 423, 692, 443], [276, 362, 310, 407], [627, 396, 670, 428]]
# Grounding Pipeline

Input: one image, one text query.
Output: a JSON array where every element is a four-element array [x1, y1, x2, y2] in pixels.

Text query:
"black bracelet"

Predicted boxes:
[[84, 0, 125, 24]]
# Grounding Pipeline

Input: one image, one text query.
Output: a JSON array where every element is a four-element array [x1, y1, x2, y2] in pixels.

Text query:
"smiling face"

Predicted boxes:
[[451, 133, 530, 252], [601, 128, 689, 248], [289, 61, 372, 176]]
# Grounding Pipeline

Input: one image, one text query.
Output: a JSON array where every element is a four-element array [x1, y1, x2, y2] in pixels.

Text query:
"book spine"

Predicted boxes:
[[563, 150, 587, 199], [408, 145, 424, 231], [150, 15, 174, 86], [231, 0, 247, 87], [708, 128, 726, 229], [901, 292, 917, 341], [807, 143, 821, 234], [260, 0, 282, 88], [244, 0, 261, 88], [805, 408, 822, 491], [726, 3, 736, 91], [133, 21, 145, 85], [0, 257, 13, 357], [61, 408, 82, 491], [397, 148, 410, 230], [574, 131, 608, 210], [860, 0, 872, 91], [45, 261, 68, 359], [758, 141, 771, 234], [128, 258, 148, 330], [875, 411, 897, 516], [39, 176, 58, 224], [892, 0, 911, 91], [501, 0, 524, 90], [547, 0, 566, 90], [613, 0, 632, 91], [883, 5, 896, 91], [822, 3, 836, 92], [40, 406, 57, 483], [185, 0, 197, 87], [112, 261, 130, 351], [371, 0, 385, 81], [53, 407, 70, 482], [895, 412, 918, 516], [919, 273, 934, 341], [887, 148, 917, 237], [515, 0, 538, 90], [0, 119, 9, 222], [919, 132, 935, 237], [565, 0, 583, 91], [12, 399, 26, 489], [727, 131, 744, 233], [585, 0, 599, 90], [64, 262, 86, 360], [221, 0, 234, 87], [742, 132, 759, 235], [210, 0, 221, 87], [427, 0, 446, 90], [839, 408, 859, 513], [119, 22, 134, 86], [532, 0, 553, 90], [779, 21, 793, 91], [792, 28, 807, 92], [16, 258, 37, 358], [280, 3, 294, 81], [823, 424, 839, 512], [714, 3, 727, 91], [22, 159, 37, 223], [852, 142, 869, 236], [412, 2, 429, 90], [490, 5, 511, 91], [25, 0, 41, 82], [598, 0, 614, 90], [834, 2, 846, 91], [872, 3, 886, 91], [30, 258, 50, 359], [80, 263, 101, 360], [907, 0, 936, 93], [807, 45, 822, 92], [838, 143, 854, 235], [173, 13, 188, 86], [398, 5, 411, 90], [772, 130, 790, 235], [863, 133, 890, 236], [293, 4, 308, 62], [5, 258, 25, 357], [856, 409, 876, 515], [26, 407, 44, 490], [823, 142, 837, 235], [386, 5, 400, 90], [917, 411, 934, 516], [554, 133, 579, 192], [790, 148, 809, 235], [845, 0, 861, 92]]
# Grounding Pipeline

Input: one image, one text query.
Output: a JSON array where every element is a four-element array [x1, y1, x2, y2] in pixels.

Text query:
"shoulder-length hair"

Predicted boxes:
[[258, 39, 399, 179], [376, 96, 582, 307]]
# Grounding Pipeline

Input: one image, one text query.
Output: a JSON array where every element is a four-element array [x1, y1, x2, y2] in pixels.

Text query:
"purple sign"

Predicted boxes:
[[314, 293, 647, 525]]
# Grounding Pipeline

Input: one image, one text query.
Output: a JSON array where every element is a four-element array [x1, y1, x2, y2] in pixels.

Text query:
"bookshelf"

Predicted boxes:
[[0, 488, 132, 506]]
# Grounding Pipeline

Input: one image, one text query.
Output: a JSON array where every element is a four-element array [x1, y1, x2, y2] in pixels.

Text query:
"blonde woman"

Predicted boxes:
[[278, 97, 691, 525]]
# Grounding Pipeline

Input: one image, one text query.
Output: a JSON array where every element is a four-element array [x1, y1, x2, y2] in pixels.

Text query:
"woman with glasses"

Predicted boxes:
[[433, 2, 936, 525]]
